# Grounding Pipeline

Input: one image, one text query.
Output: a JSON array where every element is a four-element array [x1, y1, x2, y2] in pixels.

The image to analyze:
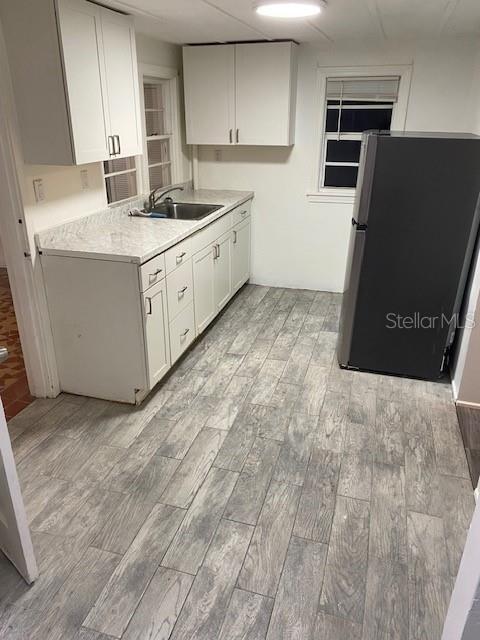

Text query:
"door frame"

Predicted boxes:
[[0, 25, 59, 398]]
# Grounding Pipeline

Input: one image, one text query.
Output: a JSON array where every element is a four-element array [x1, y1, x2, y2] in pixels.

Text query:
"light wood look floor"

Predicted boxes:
[[1, 285, 475, 640]]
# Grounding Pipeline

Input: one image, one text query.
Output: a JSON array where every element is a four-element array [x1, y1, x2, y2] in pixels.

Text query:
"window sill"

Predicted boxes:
[[306, 188, 356, 204]]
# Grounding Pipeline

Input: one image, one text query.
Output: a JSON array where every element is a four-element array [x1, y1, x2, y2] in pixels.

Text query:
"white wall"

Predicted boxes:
[[442, 499, 480, 639], [21, 34, 185, 237], [452, 48, 480, 406], [198, 38, 480, 292]]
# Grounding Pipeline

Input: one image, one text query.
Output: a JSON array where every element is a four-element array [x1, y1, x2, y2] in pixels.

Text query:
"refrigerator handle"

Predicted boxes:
[[352, 218, 368, 231]]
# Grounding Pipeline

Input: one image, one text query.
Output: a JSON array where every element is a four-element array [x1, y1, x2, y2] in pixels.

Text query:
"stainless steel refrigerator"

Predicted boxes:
[[337, 131, 480, 380]]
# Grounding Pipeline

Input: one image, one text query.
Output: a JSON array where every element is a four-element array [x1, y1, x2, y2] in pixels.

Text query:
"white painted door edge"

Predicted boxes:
[[0, 396, 38, 584], [0, 25, 59, 397]]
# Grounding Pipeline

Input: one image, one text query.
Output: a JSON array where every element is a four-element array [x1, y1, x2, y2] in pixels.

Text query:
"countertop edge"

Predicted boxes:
[[37, 192, 254, 265]]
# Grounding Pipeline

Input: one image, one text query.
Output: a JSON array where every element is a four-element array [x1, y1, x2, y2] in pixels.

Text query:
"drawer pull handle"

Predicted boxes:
[[150, 268, 163, 277], [180, 328, 190, 339], [176, 252, 186, 262], [229, 128, 233, 144], [178, 286, 188, 297], [233, 230, 237, 244], [236, 128, 239, 144], [239, 210, 247, 216], [145, 297, 152, 315]]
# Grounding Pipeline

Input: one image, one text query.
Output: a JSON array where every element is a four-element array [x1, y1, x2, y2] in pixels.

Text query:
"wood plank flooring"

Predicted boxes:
[[2, 284, 475, 640]]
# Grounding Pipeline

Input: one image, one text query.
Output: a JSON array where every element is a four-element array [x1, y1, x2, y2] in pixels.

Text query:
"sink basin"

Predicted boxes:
[[147, 202, 222, 220]]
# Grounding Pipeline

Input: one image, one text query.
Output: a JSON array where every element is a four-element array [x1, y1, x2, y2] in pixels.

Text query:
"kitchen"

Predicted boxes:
[[1, 0, 480, 639]]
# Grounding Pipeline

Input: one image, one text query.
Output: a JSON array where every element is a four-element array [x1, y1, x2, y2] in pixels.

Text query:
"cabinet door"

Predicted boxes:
[[183, 45, 235, 145], [192, 244, 216, 335], [100, 8, 142, 158], [144, 280, 170, 388], [232, 218, 251, 293], [56, 0, 109, 164], [235, 42, 296, 146], [214, 231, 233, 311]]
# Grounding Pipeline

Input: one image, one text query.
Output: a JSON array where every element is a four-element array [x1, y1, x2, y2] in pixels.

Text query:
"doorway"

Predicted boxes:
[[0, 260, 34, 420]]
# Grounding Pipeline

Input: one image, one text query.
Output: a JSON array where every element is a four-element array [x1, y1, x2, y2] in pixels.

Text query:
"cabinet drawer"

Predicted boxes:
[[169, 302, 195, 364], [165, 238, 192, 273], [232, 200, 251, 226], [190, 212, 232, 254], [166, 260, 193, 322], [139, 253, 166, 292]]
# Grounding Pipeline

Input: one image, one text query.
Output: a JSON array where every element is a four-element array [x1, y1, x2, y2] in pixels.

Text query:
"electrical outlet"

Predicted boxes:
[[80, 169, 89, 190], [33, 178, 45, 203], [214, 148, 222, 162]]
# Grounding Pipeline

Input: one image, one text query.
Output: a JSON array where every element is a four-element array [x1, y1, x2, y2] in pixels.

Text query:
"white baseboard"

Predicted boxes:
[[455, 399, 480, 409]]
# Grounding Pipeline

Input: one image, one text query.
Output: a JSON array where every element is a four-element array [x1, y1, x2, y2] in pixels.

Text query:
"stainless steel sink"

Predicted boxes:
[[147, 202, 222, 220]]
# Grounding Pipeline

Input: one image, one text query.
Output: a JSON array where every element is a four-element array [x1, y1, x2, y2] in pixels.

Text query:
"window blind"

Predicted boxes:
[[326, 76, 400, 102]]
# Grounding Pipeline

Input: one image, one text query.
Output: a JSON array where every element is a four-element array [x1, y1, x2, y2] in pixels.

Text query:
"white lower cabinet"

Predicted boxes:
[[214, 231, 233, 311], [42, 200, 252, 404], [232, 218, 251, 293], [193, 244, 216, 334], [144, 279, 170, 388], [169, 303, 195, 364]]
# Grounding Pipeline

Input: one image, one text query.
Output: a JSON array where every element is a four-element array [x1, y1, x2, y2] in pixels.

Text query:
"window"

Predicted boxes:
[[103, 67, 183, 206], [104, 156, 138, 204], [142, 77, 177, 192], [320, 76, 400, 190]]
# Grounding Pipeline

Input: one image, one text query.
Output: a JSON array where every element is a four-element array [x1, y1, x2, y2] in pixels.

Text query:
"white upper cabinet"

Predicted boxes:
[[183, 41, 297, 147], [0, 0, 142, 165], [183, 45, 235, 146], [56, 0, 109, 164], [235, 42, 296, 146], [99, 7, 142, 159]]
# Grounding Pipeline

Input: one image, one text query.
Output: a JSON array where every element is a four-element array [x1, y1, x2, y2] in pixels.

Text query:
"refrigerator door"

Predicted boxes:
[[337, 133, 378, 366], [343, 134, 480, 379]]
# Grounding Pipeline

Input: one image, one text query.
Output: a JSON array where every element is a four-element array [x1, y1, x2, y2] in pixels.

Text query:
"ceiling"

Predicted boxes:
[[104, 0, 480, 45]]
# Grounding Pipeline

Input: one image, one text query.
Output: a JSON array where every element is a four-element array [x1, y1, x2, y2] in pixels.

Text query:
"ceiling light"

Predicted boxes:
[[254, 0, 325, 18]]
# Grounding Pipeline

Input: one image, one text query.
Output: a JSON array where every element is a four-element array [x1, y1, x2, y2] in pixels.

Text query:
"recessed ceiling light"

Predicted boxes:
[[254, 1, 325, 18]]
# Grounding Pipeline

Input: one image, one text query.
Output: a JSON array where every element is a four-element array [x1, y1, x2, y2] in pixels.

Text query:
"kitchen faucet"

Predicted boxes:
[[146, 186, 184, 211]]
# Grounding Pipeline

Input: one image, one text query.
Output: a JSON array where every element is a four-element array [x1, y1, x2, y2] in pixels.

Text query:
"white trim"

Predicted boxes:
[[104, 167, 137, 178], [455, 399, 480, 410], [306, 189, 355, 204], [310, 64, 413, 202], [139, 63, 177, 80], [0, 27, 59, 397]]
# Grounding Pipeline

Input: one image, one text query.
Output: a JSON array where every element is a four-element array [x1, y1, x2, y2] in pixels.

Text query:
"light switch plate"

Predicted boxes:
[[33, 178, 45, 203]]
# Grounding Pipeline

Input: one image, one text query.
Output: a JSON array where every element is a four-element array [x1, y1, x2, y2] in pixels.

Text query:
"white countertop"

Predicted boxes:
[[36, 189, 254, 264]]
